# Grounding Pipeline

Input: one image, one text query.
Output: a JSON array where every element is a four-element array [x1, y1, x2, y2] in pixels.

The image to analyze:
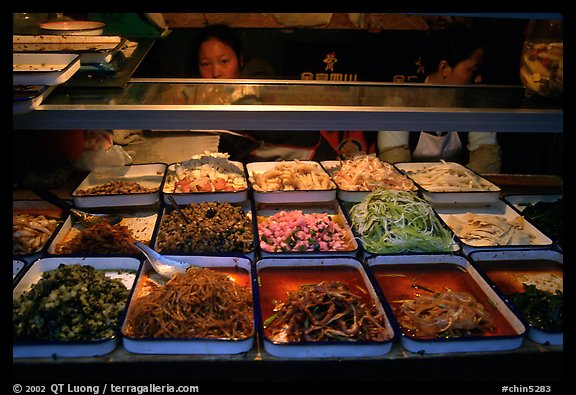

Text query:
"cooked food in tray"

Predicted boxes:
[[442, 212, 535, 247], [123, 265, 253, 340], [163, 152, 247, 194], [249, 160, 335, 192], [155, 201, 254, 254], [13, 212, 62, 255], [477, 258, 562, 333], [398, 161, 500, 192], [258, 210, 350, 253], [519, 198, 563, 246], [13, 264, 129, 342], [349, 189, 456, 254], [75, 180, 158, 196], [55, 221, 140, 255], [371, 261, 522, 341], [265, 280, 391, 343], [324, 154, 415, 191]]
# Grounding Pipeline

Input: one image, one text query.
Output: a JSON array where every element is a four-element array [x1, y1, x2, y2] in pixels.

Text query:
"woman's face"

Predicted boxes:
[[444, 47, 484, 85], [198, 37, 241, 79]]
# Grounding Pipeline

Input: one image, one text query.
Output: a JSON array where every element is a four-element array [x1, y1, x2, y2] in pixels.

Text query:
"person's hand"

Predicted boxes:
[[378, 145, 411, 163], [466, 144, 502, 174]]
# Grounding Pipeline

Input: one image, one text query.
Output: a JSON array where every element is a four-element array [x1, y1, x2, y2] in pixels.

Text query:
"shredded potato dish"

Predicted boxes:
[[250, 160, 335, 191], [331, 154, 415, 191], [404, 161, 499, 192]]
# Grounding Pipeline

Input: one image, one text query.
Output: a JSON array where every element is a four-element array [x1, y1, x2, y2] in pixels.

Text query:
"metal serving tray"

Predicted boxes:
[[13, 256, 141, 358], [469, 249, 563, 346], [395, 161, 501, 205], [366, 253, 526, 354], [256, 257, 396, 358], [321, 159, 417, 202], [72, 163, 166, 208], [13, 53, 80, 86], [247, 161, 336, 204], [122, 256, 255, 355], [434, 199, 553, 254], [162, 160, 248, 205], [47, 207, 159, 256], [255, 200, 359, 258]]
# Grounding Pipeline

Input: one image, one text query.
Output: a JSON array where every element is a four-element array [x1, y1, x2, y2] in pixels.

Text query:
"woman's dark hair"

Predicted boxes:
[[421, 24, 484, 74], [191, 24, 244, 74]]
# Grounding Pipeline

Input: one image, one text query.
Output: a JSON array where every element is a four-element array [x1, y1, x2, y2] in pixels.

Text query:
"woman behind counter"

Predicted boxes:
[[193, 24, 374, 162], [378, 24, 502, 174]]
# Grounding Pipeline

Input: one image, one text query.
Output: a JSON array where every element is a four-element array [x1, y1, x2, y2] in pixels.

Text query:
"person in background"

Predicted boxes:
[[193, 24, 372, 162], [378, 24, 502, 174]]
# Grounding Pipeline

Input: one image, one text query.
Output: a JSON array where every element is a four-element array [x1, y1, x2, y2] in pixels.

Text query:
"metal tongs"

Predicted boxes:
[[32, 188, 122, 226]]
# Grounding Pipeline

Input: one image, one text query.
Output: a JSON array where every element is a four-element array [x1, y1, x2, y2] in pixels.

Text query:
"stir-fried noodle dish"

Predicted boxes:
[[397, 289, 494, 338], [265, 281, 391, 343], [123, 266, 253, 340]]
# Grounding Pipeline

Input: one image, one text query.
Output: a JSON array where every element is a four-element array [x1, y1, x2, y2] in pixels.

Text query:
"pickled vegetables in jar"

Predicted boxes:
[[519, 19, 563, 97]]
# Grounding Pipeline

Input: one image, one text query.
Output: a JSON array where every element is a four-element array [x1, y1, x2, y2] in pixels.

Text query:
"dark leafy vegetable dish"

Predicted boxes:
[[477, 259, 563, 332], [521, 198, 563, 245], [13, 264, 129, 342], [155, 201, 253, 254]]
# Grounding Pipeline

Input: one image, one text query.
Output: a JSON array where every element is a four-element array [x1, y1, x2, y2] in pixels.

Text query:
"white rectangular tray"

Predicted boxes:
[[321, 159, 417, 202], [256, 257, 395, 358], [13, 256, 141, 358], [122, 256, 255, 354], [434, 199, 553, 254], [162, 160, 248, 205], [395, 161, 501, 205], [13, 85, 56, 115], [13, 53, 80, 86], [247, 161, 336, 204], [72, 164, 166, 208], [468, 249, 563, 346], [366, 253, 526, 354], [47, 207, 158, 256], [255, 201, 359, 258], [13, 35, 125, 64]]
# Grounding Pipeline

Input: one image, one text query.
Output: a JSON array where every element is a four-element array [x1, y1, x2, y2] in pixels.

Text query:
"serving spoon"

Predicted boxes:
[[133, 241, 190, 279], [32, 188, 122, 226]]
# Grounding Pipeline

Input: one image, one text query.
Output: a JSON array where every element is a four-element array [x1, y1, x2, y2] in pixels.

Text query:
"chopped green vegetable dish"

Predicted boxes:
[[13, 264, 129, 342], [349, 189, 455, 253], [521, 198, 563, 245], [510, 284, 563, 332]]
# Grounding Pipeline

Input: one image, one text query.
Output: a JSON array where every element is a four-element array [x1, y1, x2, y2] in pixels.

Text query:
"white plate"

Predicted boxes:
[[366, 253, 526, 354], [13, 256, 141, 358], [72, 164, 166, 208], [247, 161, 336, 204], [13, 53, 80, 86], [434, 199, 553, 254], [256, 257, 395, 358], [395, 161, 501, 205], [40, 21, 105, 35], [468, 249, 563, 346], [122, 256, 255, 355]]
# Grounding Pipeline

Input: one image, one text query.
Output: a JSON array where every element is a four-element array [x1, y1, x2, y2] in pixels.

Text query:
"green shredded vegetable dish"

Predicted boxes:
[[349, 189, 455, 254]]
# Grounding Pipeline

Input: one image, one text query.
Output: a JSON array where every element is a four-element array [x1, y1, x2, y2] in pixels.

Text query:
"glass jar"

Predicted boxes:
[[519, 19, 563, 97]]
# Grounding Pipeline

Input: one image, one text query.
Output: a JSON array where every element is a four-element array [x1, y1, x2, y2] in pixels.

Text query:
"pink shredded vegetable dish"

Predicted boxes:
[[258, 210, 350, 252]]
